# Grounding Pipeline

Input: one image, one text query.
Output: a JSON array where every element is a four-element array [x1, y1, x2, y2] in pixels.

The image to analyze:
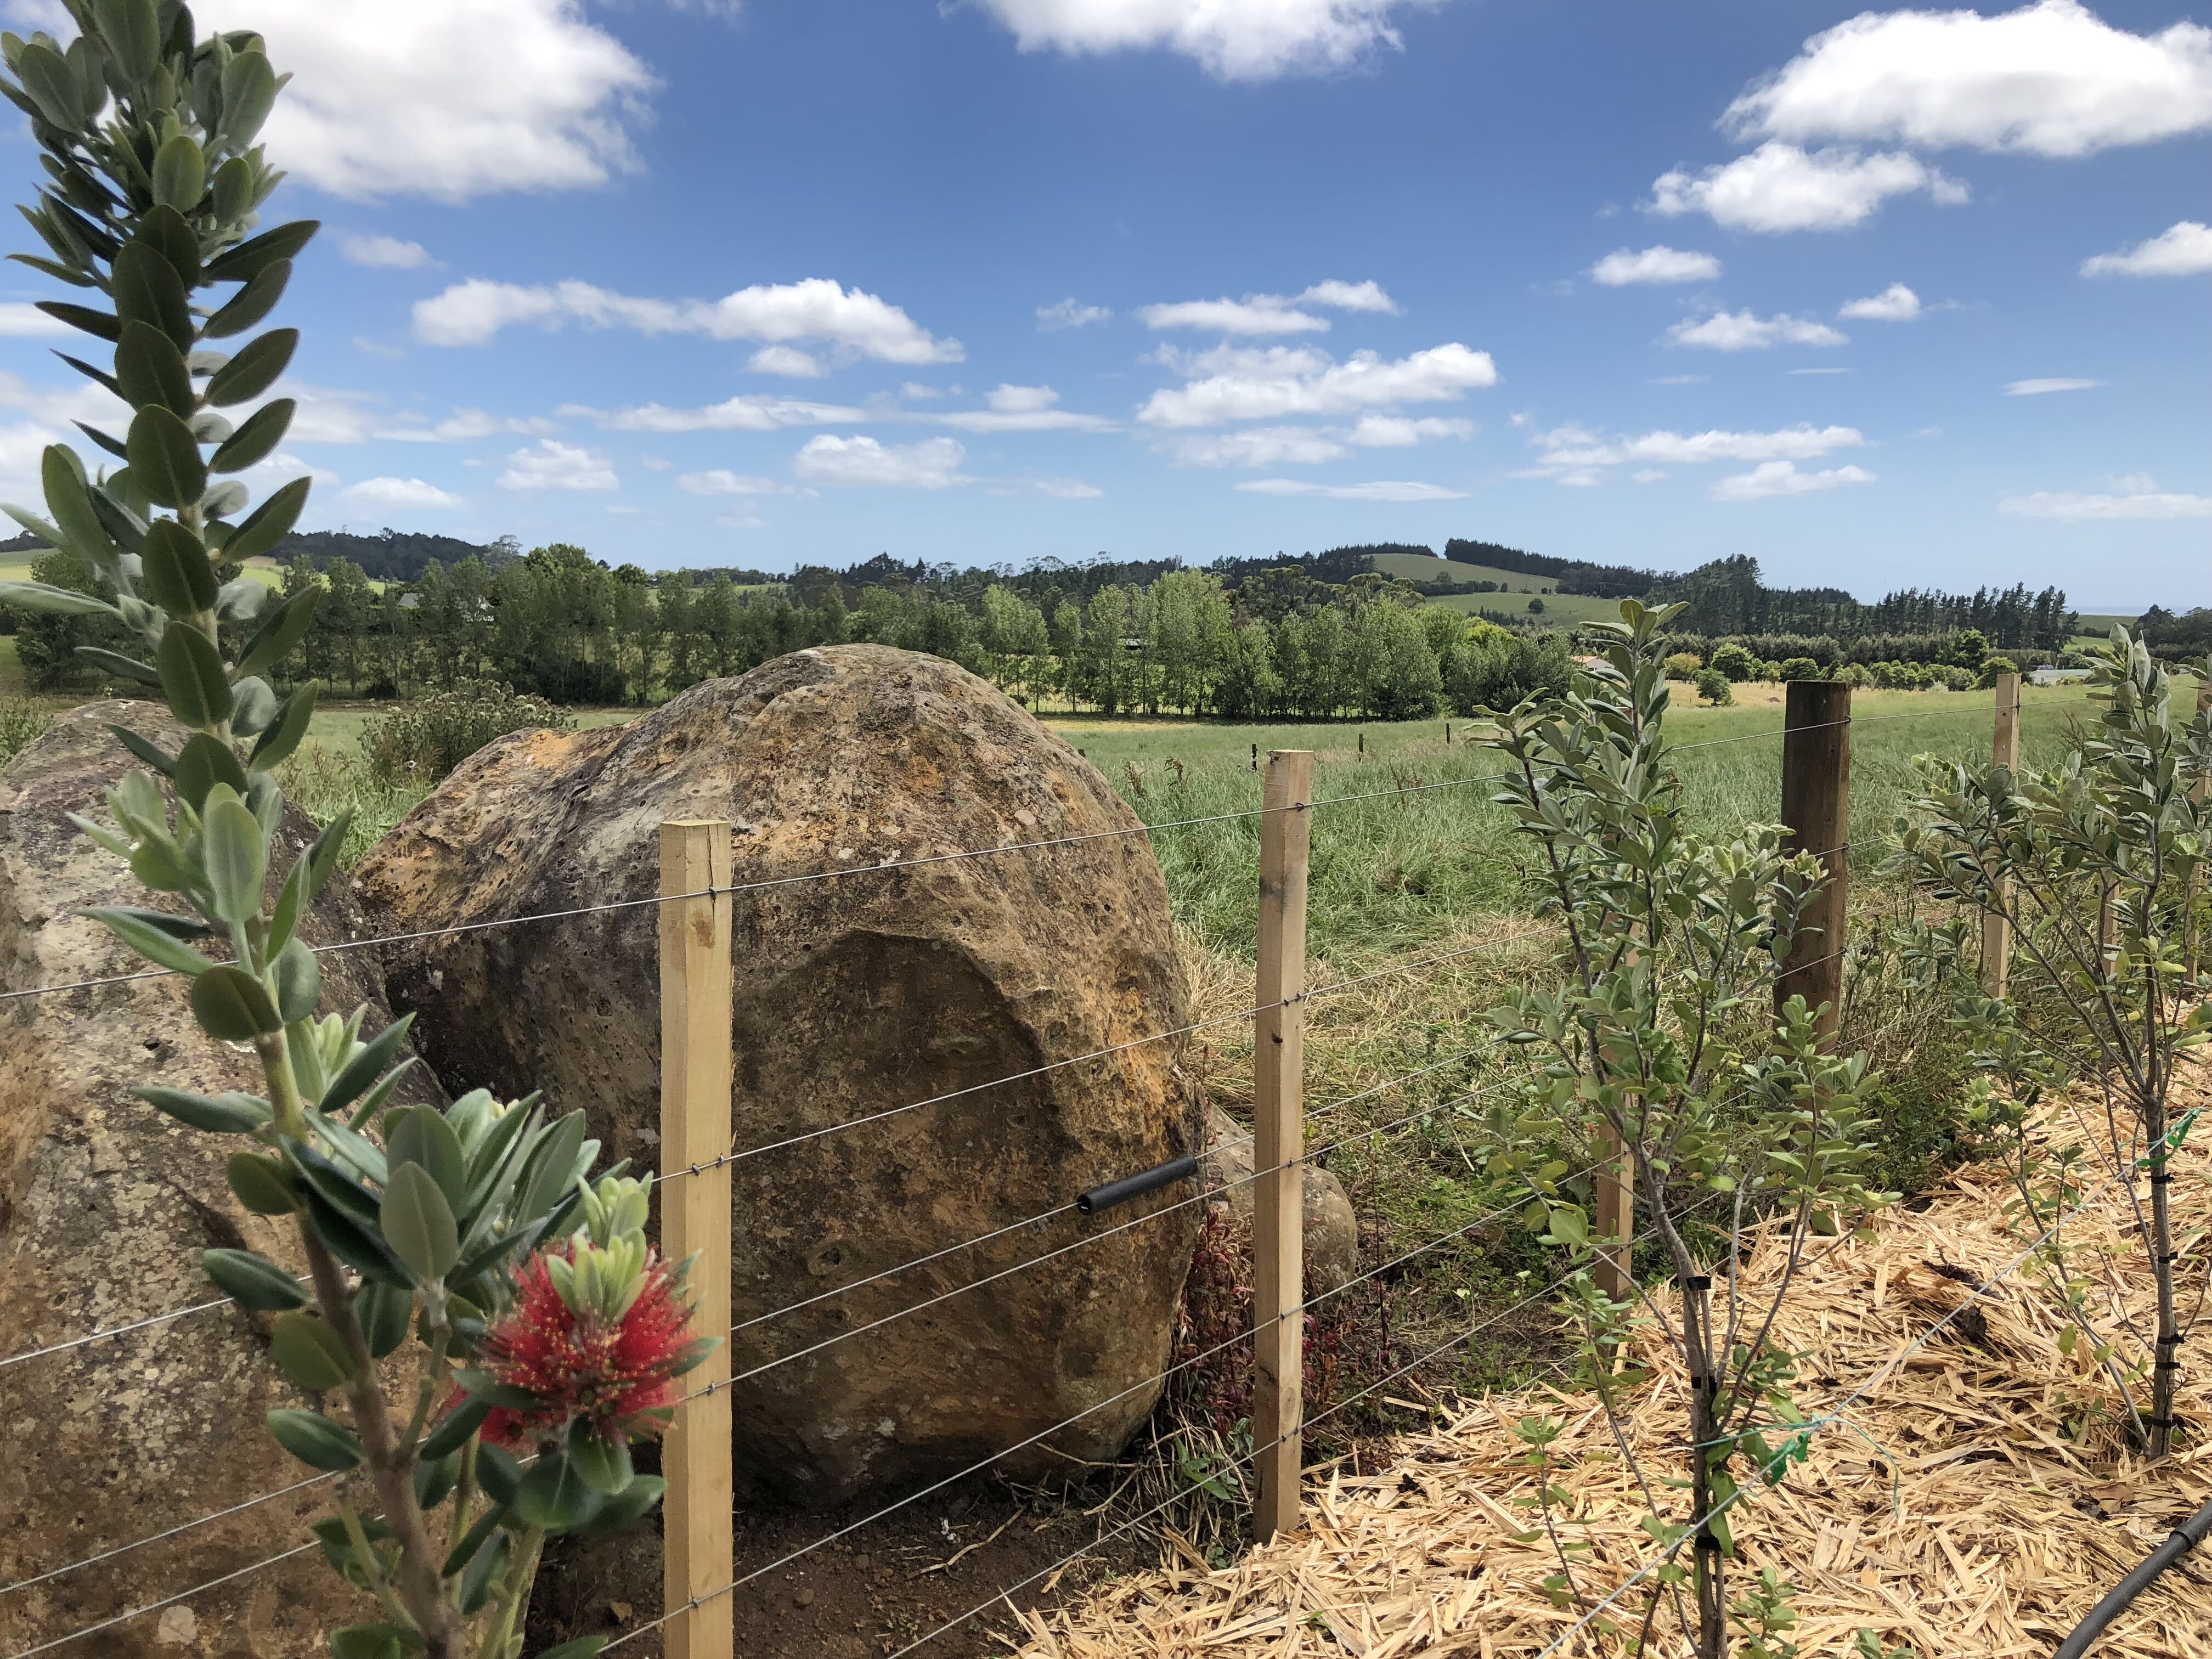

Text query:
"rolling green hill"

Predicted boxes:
[[1368, 550, 1559, 594]]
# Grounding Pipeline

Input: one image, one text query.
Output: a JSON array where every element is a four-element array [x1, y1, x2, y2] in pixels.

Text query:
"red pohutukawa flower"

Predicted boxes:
[[472, 1242, 698, 1451]]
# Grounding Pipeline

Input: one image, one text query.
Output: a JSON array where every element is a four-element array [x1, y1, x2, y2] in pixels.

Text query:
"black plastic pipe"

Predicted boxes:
[[1076, 1154, 1199, 1216], [2056, 1493, 2212, 1657]]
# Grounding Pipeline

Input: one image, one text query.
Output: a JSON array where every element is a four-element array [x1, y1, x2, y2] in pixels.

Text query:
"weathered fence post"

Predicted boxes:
[[1982, 671, 2023, 996], [660, 820, 735, 1659], [1593, 1124, 1635, 1305], [1777, 682, 1851, 1044], [1253, 750, 1314, 1543]]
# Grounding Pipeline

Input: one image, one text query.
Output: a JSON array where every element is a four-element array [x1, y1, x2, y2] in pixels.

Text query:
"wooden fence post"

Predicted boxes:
[[1982, 672, 2022, 996], [1252, 751, 1314, 1543], [1777, 682, 1852, 1045], [1593, 1123, 1635, 1305], [660, 821, 734, 1659]]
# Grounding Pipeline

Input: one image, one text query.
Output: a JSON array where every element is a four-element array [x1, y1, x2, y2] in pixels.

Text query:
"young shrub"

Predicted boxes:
[[1480, 601, 1888, 1657], [0, 695, 55, 764], [362, 676, 571, 786], [0, 14, 705, 1656], [1977, 654, 2019, 689], [1665, 651, 1704, 681], [1708, 641, 1756, 683], [1893, 627, 2211, 1456], [1778, 656, 1821, 682], [1694, 667, 1733, 706]]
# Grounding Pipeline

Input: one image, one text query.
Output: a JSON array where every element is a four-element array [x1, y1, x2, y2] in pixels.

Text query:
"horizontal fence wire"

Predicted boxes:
[[1526, 1162, 2128, 1659], [0, 1470, 337, 1600], [601, 1164, 1623, 1651]]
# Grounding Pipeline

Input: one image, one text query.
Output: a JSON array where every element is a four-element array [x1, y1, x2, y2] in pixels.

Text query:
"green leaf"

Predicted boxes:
[[237, 587, 318, 680], [217, 47, 279, 145], [207, 219, 319, 284], [266, 1408, 364, 1472], [230, 675, 279, 737], [458, 1530, 511, 1616], [205, 328, 297, 407], [537, 1640, 612, 1659], [150, 133, 205, 213], [355, 1279, 413, 1359], [206, 256, 289, 338], [267, 851, 311, 958], [211, 398, 293, 473], [575, 1476, 665, 1540], [134, 205, 201, 291], [126, 404, 207, 509], [440, 1502, 504, 1579], [92, 0, 160, 83], [203, 796, 269, 926], [111, 240, 192, 348], [227, 1150, 301, 1214], [270, 1309, 357, 1391], [0, 578, 114, 617], [17, 42, 86, 129], [512, 1452, 603, 1532], [302, 1187, 416, 1289], [41, 443, 117, 563], [387, 1105, 468, 1212], [86, 902, 213, 942], [114, 317, 195, 419], [139, 1086, 270, 1132], [414, 1446, 462, 1511], [201, 1247, 307, 1310], [308, 1111, 391, 1187], [83, 905, 215, 976], [422, 1396, 492, 1464], [74, 646, 160, 686], [191, 965, 282, 1041], [153, 622, 227, 727], [35, 301, 119, 342], [517, 1111, 590, 1223], [173, 731, 251, 812], [273, 936, 322, 1023], [105, 724, 176, 775], [454, 1368, 541, 1410], [382, 1163, 460, 1282], [224, 475, 311, 566], [249, 683, 318, 773], [566, 1424, 634, 1496], [329, 1627, 402, 1659], [319, 1014, 416, 1119], [140, 517, 219, 614]]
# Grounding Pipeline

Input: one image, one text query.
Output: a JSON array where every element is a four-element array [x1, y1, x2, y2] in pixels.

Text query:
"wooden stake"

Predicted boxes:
[[1593, 1119, 1635, 1305], [1777, 681, 1852, 1046], [1252, 750, 1314, 1543], [660, 821, 734, 1659], [1982, 672, 2022, 997]]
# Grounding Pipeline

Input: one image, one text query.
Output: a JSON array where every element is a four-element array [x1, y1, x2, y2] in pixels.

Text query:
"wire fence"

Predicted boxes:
[[1, 689, 2086, 1658]]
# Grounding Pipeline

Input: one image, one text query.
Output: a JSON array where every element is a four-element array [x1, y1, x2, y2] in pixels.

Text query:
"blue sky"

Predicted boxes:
[[2, 1, 2208, 604]]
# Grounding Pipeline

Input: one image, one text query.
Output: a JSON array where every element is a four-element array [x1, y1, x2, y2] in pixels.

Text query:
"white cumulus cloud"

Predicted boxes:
[[1722, 1, 2212, 159], [1346, 414, 1472, 446], [1521, 421, 1865, 485], [1139, 280, 1399, 335], [1138, 341, 1496, 427], [747, 345, 826, 378], [2005, 377, 2102, 395], [571, 395, 869, 433], [1667, 310, 1848, 351], [1709, 460, 1876, 501], [1589, 246, 1722, 286], [1166, 427, 1348, 467], [793, 435, 969, 489], [1838, 282, 1923, 320], [413, 277, 963, 364], [2081, 220, 2212, 277], [343, 476, 463, 509], [377, 407, 558, 442], [1037, 297, 1113, 330], [933, 385, 1118, 433], [1236, 477, 1468, 501], [970, 0, 1440, 81], [1650, 142, 1966, 233], [196, 0, 656, 201], [339, 233, 435, 269], [2000, 476, 2212, 518], [676, 470, 785, 495], [0, 302, 71, 337], [498, 438, 618, 491]]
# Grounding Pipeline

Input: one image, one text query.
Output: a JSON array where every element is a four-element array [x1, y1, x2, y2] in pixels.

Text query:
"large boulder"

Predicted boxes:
[[0, 705, 448, 1657], [1200, 1105, 1361, 1293], [356, 645, 1201, 1504]]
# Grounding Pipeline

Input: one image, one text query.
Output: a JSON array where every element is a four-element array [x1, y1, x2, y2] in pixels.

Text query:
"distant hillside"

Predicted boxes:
[[270, 528, 514, 583]]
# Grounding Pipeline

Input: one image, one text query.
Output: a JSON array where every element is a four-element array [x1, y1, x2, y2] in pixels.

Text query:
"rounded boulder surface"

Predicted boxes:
[[356, 645, 1201, 1504], [0, 704, 446, 1657]]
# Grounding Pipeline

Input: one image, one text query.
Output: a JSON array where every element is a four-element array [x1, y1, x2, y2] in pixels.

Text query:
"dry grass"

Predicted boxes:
[[1015, 1068, 2212, 1658]]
